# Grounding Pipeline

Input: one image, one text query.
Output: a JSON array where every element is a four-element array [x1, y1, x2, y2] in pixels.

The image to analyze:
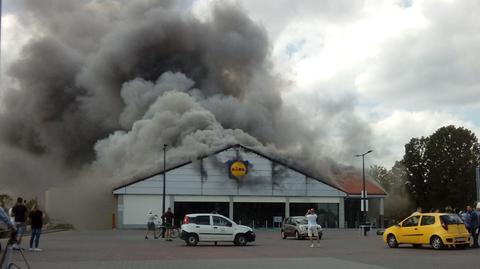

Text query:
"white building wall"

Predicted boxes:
[[122, 195, 171, 226], [114, 146, 349, 227]]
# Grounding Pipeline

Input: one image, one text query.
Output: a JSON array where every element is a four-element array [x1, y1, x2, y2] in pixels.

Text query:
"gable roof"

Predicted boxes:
[[112, 144, 386, 196], [334, 173, 387, 196]]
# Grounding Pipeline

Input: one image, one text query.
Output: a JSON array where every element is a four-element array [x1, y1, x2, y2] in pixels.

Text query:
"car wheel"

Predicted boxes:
[[281, 230, 287, 239], [412, 244, 421, 248], [295, 231, 302, 240], [387, 234, 398, 248], [430, 236, 444, 250], [185, 234, 198, 246], [234, 234, 247, 246]]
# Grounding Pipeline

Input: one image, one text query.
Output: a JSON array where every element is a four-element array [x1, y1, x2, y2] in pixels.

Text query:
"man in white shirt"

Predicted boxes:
[[306, 208, 320, 248], [145, 210, 158, 239]]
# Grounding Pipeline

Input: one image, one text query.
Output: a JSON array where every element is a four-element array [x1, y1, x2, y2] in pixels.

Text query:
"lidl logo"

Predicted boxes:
[[228, 160, 249, 179]]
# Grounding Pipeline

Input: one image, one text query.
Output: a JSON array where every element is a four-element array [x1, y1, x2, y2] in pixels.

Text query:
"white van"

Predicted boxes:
[[180, 213, 255, 246]]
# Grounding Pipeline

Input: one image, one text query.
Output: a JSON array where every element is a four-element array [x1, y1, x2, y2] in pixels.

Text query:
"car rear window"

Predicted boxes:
[[440, 214, 464, 224], [294, 218, 308, 224], [191, 215, 210, 225]]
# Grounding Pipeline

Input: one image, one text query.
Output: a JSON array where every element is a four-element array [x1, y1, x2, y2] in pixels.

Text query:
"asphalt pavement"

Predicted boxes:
[[3, 229, 479, 269]]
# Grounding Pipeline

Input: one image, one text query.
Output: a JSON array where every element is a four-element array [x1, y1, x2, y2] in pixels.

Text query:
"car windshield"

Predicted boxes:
[[440, 214, 464, 224], [294, 218, 308, 224]]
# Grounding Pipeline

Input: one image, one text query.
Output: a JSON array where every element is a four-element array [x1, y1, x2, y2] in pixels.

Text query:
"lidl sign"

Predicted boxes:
[[228, 160, 249, 179]]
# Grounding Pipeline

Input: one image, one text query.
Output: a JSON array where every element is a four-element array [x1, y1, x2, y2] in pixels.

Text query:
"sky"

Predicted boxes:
[[1, 0, 480, 170], [192, 0, 480, 168]]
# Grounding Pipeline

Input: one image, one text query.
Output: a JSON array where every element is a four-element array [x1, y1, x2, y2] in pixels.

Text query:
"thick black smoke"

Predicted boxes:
[[0, 0, 372, 227]]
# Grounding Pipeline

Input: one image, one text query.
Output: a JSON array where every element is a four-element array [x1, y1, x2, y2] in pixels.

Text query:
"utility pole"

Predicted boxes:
[[476, 167, 479, 202], [355, 150, 373, 236], [162, 144, 167, 238]]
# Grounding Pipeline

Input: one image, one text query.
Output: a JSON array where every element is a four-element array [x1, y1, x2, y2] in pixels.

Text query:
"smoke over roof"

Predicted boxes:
[[0, 1, 373, 226]]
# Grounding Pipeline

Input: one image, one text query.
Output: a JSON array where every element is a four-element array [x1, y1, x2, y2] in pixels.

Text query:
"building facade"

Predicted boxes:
[[113, 144, 386, 229]]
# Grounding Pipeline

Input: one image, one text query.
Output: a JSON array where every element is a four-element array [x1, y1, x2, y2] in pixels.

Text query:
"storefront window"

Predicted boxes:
[[290, 203, 339, 228]]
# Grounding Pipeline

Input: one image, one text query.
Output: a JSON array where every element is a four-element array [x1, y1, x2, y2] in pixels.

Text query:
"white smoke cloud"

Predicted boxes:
[[119, 72, 195, 128]]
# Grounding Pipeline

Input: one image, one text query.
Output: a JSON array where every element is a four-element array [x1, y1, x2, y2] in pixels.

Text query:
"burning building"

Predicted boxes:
[[113, 144, 386, 229], [1, 1, 381, 229]]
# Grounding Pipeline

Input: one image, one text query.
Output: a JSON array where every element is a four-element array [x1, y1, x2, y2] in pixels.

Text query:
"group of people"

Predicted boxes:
[[145, 207, 174, 241], [412, 204, 480, 248], [459, 205, 480, 248], [0, 197, 45, 252]]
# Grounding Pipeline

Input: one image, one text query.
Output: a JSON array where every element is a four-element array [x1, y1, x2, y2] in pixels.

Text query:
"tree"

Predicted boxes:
[[403, 137, 429, 208], [370, 165, 390, 191], [370, 162, 411, 221], [403, 125, 480, 211]]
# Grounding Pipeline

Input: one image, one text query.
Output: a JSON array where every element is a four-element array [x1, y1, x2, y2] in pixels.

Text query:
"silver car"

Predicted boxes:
[[281, 216, 323, 240]]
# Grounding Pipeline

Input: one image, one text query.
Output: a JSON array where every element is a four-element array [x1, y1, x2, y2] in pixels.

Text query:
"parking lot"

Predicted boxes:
[[4, 229, 479, 269]]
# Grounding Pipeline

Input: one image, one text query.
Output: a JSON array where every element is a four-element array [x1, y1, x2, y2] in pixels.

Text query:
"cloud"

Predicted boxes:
[[371, 110, 480, 167], [234, 0, 480, 167], [356, 0, 480, 109], [2, 0, 480, 183]]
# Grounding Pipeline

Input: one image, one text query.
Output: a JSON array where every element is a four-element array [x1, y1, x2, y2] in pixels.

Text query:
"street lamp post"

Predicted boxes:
[[355, 150, 373, 236], [162, 144, 167, 238]]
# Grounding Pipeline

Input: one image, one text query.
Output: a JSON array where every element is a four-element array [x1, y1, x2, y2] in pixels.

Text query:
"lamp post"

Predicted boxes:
[[162, 144, 167, 237], [355, 150, 373, 236]]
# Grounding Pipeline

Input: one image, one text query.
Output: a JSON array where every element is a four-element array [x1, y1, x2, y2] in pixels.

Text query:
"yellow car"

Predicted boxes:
[[383, 213, 470, 250]]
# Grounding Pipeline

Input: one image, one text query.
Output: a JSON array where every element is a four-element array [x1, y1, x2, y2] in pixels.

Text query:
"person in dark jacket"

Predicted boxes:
[[28, 204, 44, 251], [468, 205, 479, 248], [11, 197, 28, 249], [162, 208, 174, 241]]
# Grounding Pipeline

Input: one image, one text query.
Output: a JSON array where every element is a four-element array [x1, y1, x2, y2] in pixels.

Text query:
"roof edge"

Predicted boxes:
[[113, 143, 349, 194]]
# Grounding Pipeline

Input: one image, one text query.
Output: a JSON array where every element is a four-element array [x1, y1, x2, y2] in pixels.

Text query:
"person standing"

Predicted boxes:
[[306, 208, 320, 248], [145, 210, 158, 239], [0, 207, 15, 231], [8, 208, 14, 224], [460, 207, 471, 228], [410, 207, 422, 216], [467, 205, 479, 248], [162, 208, 174, 241], [11, 197, 28, 250], [476, 205, 480, 247], [28, 204, 44, 251]]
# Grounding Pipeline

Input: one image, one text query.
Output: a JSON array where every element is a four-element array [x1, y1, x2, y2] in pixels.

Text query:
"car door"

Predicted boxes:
[[417, 215, 436, 244], [286, 218, 296, 236], [282, 218, 290, 235], [192, 215, 212, 241], [397, 215, 421, 243], [212, 216, 235, 241]]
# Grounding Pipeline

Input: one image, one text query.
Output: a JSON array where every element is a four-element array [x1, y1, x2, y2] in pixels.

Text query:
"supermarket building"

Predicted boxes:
[[113, 144, 386, 229]]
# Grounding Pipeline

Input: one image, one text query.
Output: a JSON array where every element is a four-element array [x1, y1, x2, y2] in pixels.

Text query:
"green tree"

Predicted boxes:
[[370, 162, 411, 221], [370, 165, 390, 191], [403, 125, 480, 210]]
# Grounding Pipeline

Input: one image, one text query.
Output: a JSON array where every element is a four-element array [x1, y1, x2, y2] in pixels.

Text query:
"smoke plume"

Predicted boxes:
[[0, 0, 372, 228]]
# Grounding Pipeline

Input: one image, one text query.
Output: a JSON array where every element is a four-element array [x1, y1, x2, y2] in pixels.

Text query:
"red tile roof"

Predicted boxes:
[[333, 173, 387, 196]]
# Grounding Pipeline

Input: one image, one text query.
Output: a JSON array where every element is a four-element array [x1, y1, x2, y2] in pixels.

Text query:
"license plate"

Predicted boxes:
[[455, 238, 466, 243]]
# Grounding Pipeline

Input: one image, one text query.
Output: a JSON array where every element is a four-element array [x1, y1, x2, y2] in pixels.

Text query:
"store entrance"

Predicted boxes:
[[233, 202, 284, 228], [290, 203, 339, 228]]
